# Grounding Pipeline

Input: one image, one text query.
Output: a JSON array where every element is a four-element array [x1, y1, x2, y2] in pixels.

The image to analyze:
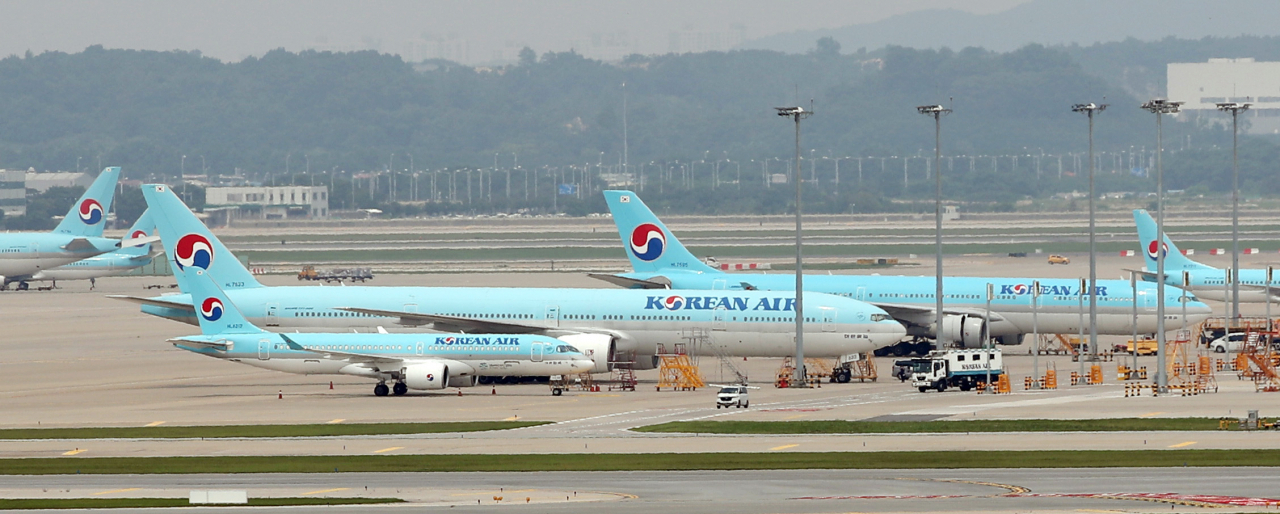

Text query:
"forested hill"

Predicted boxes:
[[2, 43, 1179, 176]]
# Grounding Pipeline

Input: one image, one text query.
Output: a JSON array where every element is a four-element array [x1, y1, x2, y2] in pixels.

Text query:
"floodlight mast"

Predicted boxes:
[[1072, 102, 1106, 361], [776, 106, 812, 387], [1216, 102, 1251, 326], [1141, 98, 1182, 392], [917, 104, 951, 351]]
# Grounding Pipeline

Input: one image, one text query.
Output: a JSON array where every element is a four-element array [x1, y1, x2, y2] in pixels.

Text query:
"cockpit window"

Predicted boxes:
[[871, 314, 893, 322], [556, 345, 581, 354]]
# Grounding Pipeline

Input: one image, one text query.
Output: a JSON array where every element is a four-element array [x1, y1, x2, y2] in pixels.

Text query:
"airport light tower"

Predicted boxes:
[[1216, 102, 1251, 324], [1141, 98, 1182, 392], [776, 105, 812, 387], [1072, 102, 1106, 361], [917, 104, 951, 351]]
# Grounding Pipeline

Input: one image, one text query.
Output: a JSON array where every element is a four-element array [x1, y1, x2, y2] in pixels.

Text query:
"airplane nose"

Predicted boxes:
[[870, 321, 908, 345], [572, 359, 596, 373]]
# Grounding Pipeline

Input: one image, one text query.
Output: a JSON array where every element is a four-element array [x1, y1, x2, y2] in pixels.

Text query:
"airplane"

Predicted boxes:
[[1133, 208, 1277, 303], [23, 209, 158, 289], [113, 184, 908, 372], [173, 266, 597, 396], [597, 190, 1214, 357], [0, 167, 156, 290]]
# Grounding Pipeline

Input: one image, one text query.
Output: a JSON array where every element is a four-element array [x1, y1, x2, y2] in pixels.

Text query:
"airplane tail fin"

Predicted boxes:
[[116, 209, 155, 257], [182, 267, 262, 335], [142, 184, 264, 292], [52, 167, 120, 237], [1133, 209, 1215, 273], [603, 190, 720, 274]]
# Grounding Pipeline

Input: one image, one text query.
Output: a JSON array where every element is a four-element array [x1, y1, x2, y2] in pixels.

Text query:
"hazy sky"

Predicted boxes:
[[1, 0, 1029, 64]]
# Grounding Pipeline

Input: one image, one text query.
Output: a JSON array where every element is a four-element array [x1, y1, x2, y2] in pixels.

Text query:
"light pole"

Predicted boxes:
[[1072, 102, 1106, 360], [918, 104, 951, 351], [1141, 98, 1181, 392], [1217, 102, 1251, 324], [181, 155, 187, 200], [776, 106, 812, 387]]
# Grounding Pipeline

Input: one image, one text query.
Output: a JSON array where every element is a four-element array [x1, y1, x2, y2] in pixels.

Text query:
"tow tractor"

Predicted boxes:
[[910, 348, 1003, 392]]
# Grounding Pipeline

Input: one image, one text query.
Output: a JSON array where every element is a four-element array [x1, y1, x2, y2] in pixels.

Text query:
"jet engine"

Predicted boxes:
[[939, 315, 986, 348], [403, 362, 449, 390], [555, 333, 616, 373], [447, 375, 478, 387]]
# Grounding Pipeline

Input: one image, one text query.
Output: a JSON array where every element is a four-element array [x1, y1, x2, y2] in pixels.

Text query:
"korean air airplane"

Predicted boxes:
[[23, 209, 158, 289], [600, 190, 1213, 357], [1133, 209, 1276, 303], [174, 267, 596, 396], [113, 184, 907, 371], [0, 167, 156, 290]]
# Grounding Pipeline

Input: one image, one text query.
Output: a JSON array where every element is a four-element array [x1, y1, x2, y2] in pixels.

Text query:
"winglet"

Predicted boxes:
[[53, 167, 121, 236], [602, 190, 719, 274]]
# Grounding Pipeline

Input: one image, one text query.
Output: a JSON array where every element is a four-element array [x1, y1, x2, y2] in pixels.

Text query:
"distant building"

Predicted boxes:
[[205, 186, 329, 220], [25, 171, 92, 193], [1168, 58, 1280, 134], [0, 169, 24, 217]]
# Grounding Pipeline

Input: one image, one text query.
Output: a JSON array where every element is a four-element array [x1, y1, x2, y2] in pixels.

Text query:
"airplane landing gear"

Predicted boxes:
[[392, 382, 408, 396], [374, 383, 390, 397], [17, 281, 29, 291]]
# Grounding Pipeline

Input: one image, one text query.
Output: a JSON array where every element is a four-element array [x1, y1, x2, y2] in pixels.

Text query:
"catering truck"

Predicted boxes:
[[910, 349, 1003, 392]]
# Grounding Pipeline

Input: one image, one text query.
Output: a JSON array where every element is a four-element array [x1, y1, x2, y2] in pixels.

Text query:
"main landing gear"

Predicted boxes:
[[374, 381, 409, 396]]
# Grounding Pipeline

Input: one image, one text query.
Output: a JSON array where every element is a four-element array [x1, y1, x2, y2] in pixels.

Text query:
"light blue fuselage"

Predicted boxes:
[[0, 233, 125, 280], [616, 270, 1214, 339], [143, 285, 908, 360]]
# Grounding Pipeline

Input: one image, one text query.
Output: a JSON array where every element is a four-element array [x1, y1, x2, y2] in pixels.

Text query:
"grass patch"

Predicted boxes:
[[2, 450, 1276, 474], [0, 497, 402, 509], [0, 421, 548, 440], [633, 418, 1222, 434]]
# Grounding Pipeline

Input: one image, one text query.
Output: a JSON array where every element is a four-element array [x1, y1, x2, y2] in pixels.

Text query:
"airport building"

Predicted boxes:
[[1168, 58, 1280, 134], [0, 169, 25, 217], [24, 171, 93, 192], [205, 185, 330, 221]]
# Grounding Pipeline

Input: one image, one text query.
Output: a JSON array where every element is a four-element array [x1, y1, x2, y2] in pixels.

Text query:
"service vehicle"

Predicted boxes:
[[910, 348, 1003, 392], [1123, 339, 1158, 356], [715, 385, 750, 408], [1047, 254, 1070, 265]]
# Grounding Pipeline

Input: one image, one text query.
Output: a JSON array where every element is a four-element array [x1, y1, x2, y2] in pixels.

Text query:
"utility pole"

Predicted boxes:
[[1217, 102, 1250, 325], [1142, 98, 1181, 392], [776, 105, 813, 387]]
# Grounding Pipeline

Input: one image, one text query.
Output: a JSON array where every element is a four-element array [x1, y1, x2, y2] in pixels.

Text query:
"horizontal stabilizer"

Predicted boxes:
[[587, 273, 671, 289], [61, 238, 97, 252], [167, 337, 229, 351], [107, 294, 196, 312], [121, 234, 160, 248]]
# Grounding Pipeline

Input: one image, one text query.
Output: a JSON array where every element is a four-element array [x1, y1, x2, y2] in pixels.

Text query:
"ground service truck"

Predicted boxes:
[[910, 349, 1003, 392]]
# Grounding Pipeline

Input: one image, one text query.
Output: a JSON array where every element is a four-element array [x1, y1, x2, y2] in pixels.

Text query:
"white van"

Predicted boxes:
[[716, 386, 749, 408]]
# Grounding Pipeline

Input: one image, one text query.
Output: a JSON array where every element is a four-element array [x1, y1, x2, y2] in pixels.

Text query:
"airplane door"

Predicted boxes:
[[258, 339, 271, 360], [712, 307, 727, 331], [821, 308, 836, 332], [544, 305, 560, 327], [265, 303, 280, 326], [415, 342, 423, 356], [30, 242, 40, 268], [712, 279, 727, 290], [531, 343, 544, 362], [855, 287, 866, 301]]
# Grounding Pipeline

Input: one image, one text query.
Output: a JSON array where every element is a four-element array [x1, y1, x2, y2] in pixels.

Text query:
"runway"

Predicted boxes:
[[1, 468, 1277, 513]]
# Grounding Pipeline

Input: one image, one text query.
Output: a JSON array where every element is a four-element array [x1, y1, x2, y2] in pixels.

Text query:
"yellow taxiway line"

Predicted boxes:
[[327, 419, 345, 424], [144, 421, 165, 427], [61, 449, 87, 456], [373, 446, 404, 454], [92, 488, 141, 496], [1138, 412, 1165, 418], [1169, 441, 1197, 448], [769, 444, 800, 451], [301, 488, 349, 496]]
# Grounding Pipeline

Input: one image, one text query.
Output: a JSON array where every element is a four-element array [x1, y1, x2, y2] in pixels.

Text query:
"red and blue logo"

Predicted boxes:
[[630, 223, 666, 262], [1010, 284, 1030, 295], [78, 199, 104, 225], [130, 230, 148, 240], [663, 295, 686, 310], [1146, 240, 1168, 260], [200, 297, 224, 322], [175, 234, 214, 271]]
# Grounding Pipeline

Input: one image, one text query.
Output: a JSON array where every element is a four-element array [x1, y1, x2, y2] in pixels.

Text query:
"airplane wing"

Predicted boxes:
[[587, 273, 670, 289], [61, 238, 97, 252], [871, 302, 1007, 323], [107, 295, 196, 312], [167, 337, 230, 351], [278, 334, 405, 365], [335, 307, 546, 334]]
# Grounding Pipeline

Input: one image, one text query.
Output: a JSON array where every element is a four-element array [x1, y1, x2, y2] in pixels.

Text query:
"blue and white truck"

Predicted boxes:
[[910, 349, 1003, 392]]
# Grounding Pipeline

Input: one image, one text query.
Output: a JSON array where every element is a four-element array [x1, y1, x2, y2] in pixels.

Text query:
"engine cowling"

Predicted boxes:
[[939, 315, 986, 348], [447, 375, 478, 387], [556, 333, 616, 373], [403, 362, 449, 390]]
